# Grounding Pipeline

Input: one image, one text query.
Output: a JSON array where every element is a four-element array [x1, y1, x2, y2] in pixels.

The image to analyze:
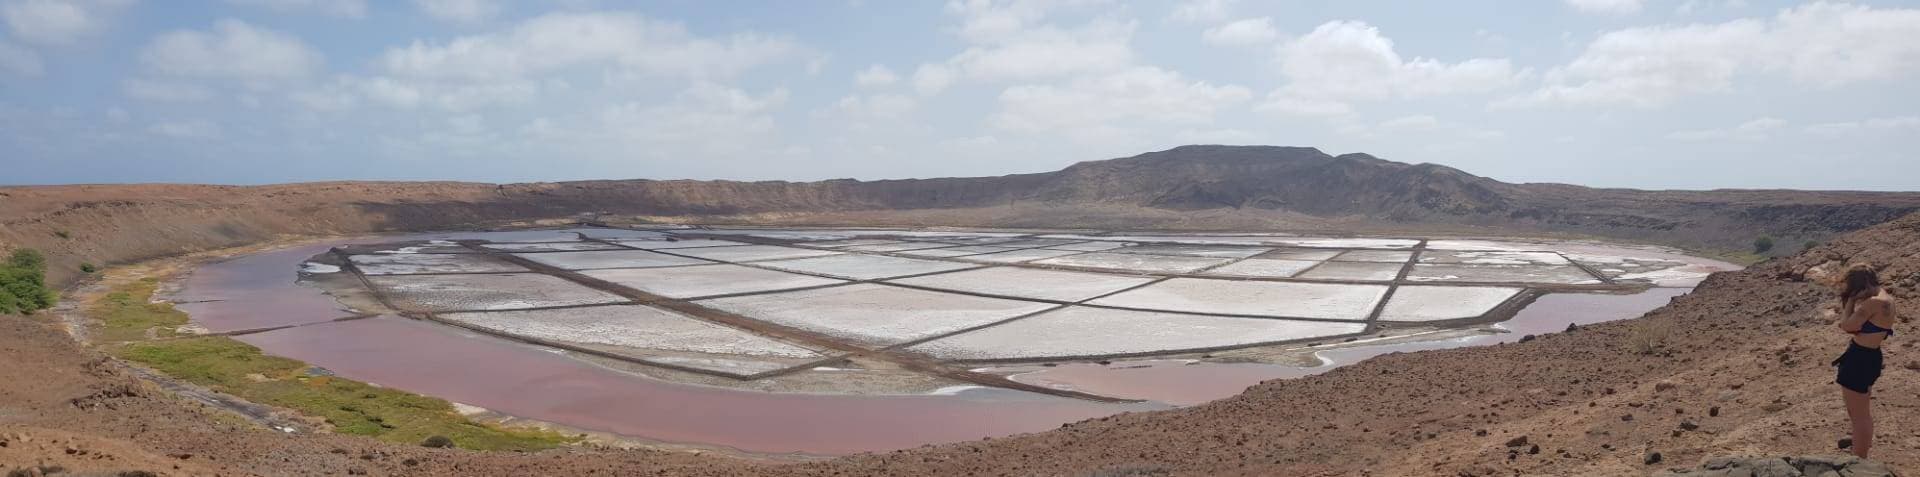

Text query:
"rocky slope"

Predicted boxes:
[[6, 145, 1920, 286], [3, 201, 1917, 475]]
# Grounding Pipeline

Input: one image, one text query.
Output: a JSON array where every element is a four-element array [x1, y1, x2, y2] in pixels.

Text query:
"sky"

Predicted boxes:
[[1, 0, 1917, 190]]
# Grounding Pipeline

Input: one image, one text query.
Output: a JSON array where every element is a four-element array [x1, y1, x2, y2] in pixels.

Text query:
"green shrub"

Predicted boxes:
[[1804, 240, 1820, 251], [1753, 236, 1775, 254], [80, 263, 97, 274], [0, 249, 55, 314]]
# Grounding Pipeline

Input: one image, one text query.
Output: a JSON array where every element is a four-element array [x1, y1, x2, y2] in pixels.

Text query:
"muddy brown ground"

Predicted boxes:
[[2, 213, 1915, 475]]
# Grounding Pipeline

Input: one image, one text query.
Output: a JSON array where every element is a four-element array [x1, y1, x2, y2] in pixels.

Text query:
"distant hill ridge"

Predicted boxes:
[[5, 145, 1920, 284]]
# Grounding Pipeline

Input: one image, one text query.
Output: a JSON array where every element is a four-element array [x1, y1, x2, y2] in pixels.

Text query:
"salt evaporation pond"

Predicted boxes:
[[164, 227, 1735, 454]]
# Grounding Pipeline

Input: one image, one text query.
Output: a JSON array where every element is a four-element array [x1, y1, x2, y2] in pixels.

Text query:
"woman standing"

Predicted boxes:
[[1834, 266, 1897, 458]]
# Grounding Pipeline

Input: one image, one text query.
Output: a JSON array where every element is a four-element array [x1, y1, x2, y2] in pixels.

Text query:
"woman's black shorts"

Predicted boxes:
[[1834, 342, 1884, 394]]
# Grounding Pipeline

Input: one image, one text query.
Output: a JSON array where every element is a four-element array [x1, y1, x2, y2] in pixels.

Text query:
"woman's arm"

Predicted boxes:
[[1837, 300, 1870, 333]]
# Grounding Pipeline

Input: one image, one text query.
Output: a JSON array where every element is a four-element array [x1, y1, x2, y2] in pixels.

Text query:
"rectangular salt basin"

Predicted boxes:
[[962, 249, 1086, 264], [367, 274, 629, 312], [839, 242, 960, 253], [897, 247, 1013, 258], [1109, 244, 1271, 258], [582, 264, 845, 299], [1201, 259, 1319, 278], [1406, 264, 1602, 284], [1333, 250, 1415, 263], [751, 254, 978, 280], [480, 242, 630, 253], [1296, 261, 1403, 282], [609, 239, 750, 250], [697, 284, 1058, 347], [1268, 238, 1421, 249], [1090, 278, 1387, 320], [347, 253, 528, 275], [1419, 251, 1570, 266], [1424, 239, 1557, 252], [515, 250, 711, 270], [799, 239, 903, 248], [668, 245, 843, 263], [886, 267, 1156, 302], [438, 305, 823, 358], [988, 239, 1085, 248], [1045, 241, 1131, 252], [1257, 249, 1344, 261], [1033, 253, 1234, 274], [908, 307, 1367, 360], [1377, 286, 1524, 322]]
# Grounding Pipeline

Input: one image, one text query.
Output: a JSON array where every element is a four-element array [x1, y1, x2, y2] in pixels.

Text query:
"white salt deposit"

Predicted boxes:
[[516, 250, 711, 270], [1045, 241, 1131, 252], [1201, 259, 1319, 278], [439, 305, 822, 358], [1267, 238, 1422, 249], [1333, 250, 1415, 263], [480, 242, 629, 252], [1260, 249, 1343, 261], [1090, 278, 1387, 320], [348, 253, 528, 275], [1406, 264, 1602, 285], [667, 245, 843, 263], [300, 262, 342, 274], [368, 274, 628, 312], [609, 239, 750, 250], [898, 247, 1015, 258], [1110, 244, 1272, 258], [887, 267, 1156, 302], [838, 242, 962, 252], [1377, 286, 1523, 322], [1033, 253, 1234, 274], [1420, 251, 1570, 266], [751, 254, 978, 280], [961, 248, 1086, 263], [798, 239, 903, 248], [1296, 261, 1403, 281], [908, 307, 1366, 360], [582, 264, 845, 299], [697, 284, 1058, 347]]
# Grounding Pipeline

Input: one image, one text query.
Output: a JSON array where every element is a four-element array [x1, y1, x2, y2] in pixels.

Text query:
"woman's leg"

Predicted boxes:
[[1843, 387, 1873, 458]]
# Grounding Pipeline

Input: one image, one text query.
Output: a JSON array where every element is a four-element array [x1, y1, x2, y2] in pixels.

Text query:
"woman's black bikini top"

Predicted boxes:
[[1858, 320, 1895, 337]]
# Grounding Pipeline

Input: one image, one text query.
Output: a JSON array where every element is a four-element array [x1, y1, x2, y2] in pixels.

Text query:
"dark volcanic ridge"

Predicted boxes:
[[6, 145, 1920, 286]]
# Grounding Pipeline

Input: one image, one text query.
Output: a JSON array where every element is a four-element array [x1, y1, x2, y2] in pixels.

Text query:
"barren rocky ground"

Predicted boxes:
[[5, 146, 1919, 475]]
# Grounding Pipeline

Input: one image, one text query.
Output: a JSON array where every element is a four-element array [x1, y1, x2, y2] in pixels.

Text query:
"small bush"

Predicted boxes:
[[1627, 319, 1672, 355], [1804, 240, 1820, 251], [80, 263, 97, 273], [53, 231, 70, 239], [1753, 236, 1775, 254], [0, 249, 55, 315]]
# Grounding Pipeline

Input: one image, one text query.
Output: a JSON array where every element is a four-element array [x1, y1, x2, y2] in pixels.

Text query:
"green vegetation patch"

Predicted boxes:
[[0, 249, 56, 315], [99, 281, 571, 451], [90, 278, 189, 343]]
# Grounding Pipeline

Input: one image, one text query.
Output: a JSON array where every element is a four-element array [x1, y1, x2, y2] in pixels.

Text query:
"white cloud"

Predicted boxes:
[[378, 12, 808, 81], [1, 0, 130, 46], [911, 62, 955, 95], [1804, 116, 1920, 137], [991, 66, 1250, 141], [0, 39, 41, 75], [596, 83, 788, 151], [412, 0, 500, 25], [1666, 116, 1785, 140], [122, 77, 215, 101], [947, 16, 1134, 81], [822, 93, 917, 122], [225, 0, 367, 18], [148, 119, 223, 139], [1501, 3, 1920, 109], [139, 19, 324, 84], [104, 107, 128, 122], [854, 64, 897, 87], [1260, 20, 1524, 116], [1201, 17, 1276, 47], [1564, 0, 1643, 15], [1169, 0, 1235, 23]]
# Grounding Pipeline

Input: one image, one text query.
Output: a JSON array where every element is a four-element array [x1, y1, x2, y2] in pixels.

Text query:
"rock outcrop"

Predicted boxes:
[[1655, 455, 1900, 477]]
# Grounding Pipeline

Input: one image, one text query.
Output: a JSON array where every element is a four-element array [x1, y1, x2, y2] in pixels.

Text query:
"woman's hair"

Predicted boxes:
[[1841, 265, 1881, 307]]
